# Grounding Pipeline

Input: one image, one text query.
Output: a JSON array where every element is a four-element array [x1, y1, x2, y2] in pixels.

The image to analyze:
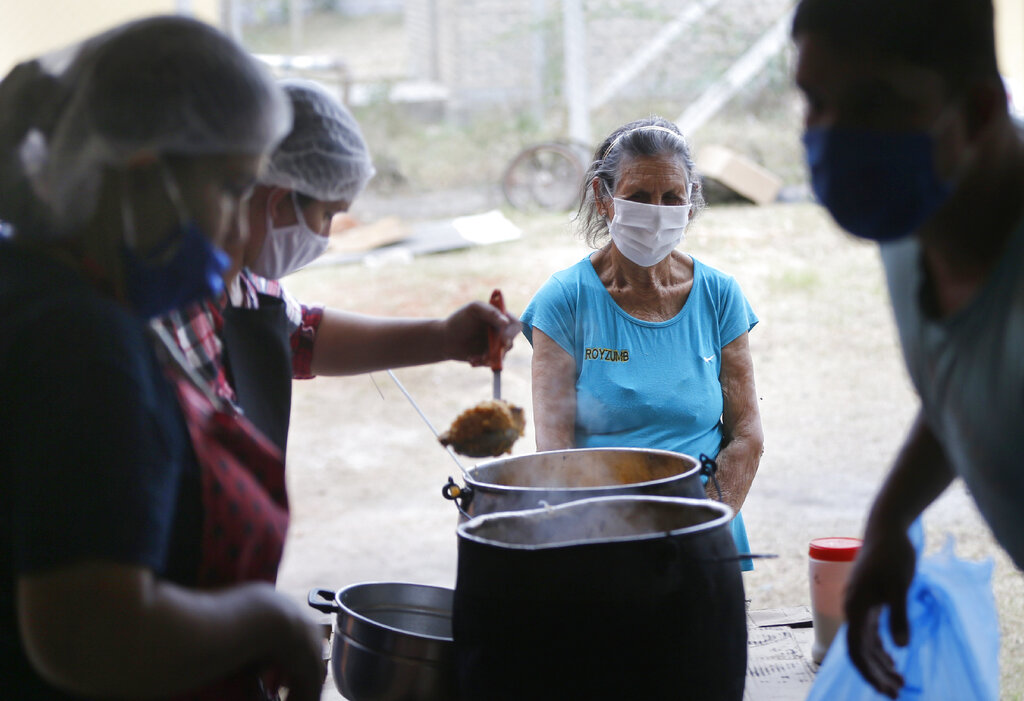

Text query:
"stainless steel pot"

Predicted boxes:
[[441, 447, 707, 518], [308, 582, 457, 701]]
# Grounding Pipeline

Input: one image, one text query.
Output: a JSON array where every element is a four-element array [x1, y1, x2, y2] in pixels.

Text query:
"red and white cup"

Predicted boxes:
[[808, 536, 862, 664]]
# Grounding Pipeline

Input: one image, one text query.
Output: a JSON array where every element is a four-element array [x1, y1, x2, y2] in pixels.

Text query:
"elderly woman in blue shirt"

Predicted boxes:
[[521, 117, 764, 569]]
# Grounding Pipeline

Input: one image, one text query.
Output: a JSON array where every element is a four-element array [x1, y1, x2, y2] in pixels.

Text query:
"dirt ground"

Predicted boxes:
[[273, 200, 1023, 699]]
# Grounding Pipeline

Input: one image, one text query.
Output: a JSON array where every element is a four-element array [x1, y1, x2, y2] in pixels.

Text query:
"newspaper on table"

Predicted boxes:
[[744, 612, 817, 701]]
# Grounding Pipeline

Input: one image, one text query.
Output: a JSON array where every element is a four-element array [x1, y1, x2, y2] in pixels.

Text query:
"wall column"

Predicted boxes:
[[994, 0, 1024, 112]]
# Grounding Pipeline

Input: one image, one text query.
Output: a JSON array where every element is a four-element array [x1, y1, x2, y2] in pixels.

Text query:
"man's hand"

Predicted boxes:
[[844, 529, 917, 699], [441, 301, 521, 366]]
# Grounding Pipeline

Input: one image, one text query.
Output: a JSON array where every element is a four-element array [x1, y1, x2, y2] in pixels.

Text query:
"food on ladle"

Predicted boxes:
[[440, 400, 525, 457]]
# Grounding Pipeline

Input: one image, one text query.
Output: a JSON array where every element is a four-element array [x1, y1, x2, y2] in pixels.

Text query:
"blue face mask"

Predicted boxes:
[[122, 221, 230, 319], [802, 126, 954, 242], [120, 165, 230, 319]]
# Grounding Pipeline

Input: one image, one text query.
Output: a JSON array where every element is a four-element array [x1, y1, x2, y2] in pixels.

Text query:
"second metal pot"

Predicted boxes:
[[308, 582, 457, 701], [441, 447, 707, 518]]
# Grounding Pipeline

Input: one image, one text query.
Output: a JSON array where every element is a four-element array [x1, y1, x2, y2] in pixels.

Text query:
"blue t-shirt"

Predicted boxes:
[[522, 254, 758, 455], [0, 241, 201, 699], [522, 254, 758, 569]]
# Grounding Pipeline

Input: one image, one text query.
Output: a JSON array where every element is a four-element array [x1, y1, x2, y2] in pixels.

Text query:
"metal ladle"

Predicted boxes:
[[386, 369, 470, 479]]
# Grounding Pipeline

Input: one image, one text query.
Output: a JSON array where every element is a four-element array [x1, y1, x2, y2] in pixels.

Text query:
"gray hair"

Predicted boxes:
[[576, 116, 705, 248]]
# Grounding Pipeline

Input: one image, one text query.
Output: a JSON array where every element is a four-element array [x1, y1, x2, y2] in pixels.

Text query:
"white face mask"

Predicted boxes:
[[249, 191, 329, 279], [607, 196, 691, 267]]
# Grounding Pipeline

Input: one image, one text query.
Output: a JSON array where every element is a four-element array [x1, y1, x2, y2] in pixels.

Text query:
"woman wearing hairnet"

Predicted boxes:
[[161, 79, 520, 453], [0, 17, 324, 701]]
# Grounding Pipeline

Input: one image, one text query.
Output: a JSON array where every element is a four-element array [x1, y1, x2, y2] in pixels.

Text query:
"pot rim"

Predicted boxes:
[[456, 495, 735, 550], [466, 447, 701, 493], [334, 581, 454, 644]]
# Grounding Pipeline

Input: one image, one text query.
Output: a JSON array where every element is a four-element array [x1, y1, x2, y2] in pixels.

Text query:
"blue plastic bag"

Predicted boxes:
[[806, 530, 999, 701]]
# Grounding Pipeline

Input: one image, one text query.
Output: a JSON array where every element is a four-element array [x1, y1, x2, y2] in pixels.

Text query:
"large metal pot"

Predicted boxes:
[[441, 447, 708, 518], [308, 582, 457, 701], [452, 496, 747, 701]]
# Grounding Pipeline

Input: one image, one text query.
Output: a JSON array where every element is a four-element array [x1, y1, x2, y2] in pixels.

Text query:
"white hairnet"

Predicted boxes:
[[260, 78, 375, 203], [0, 15, 292, 236]]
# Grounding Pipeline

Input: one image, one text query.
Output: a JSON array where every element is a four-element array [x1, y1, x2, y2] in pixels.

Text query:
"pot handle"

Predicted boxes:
[[699, 453, 723, 502], [442, 476, 474, 518], [307, 587, 341, 614], [704, 553, 780, 563]]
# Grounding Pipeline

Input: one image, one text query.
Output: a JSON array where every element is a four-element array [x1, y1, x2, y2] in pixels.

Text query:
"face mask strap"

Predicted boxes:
[[928, 95, 966, 140], [930, 99, 977, 187], [157, 160, 192, 230], [122, 161, 199, 261], [235, 190, 251, 249], [266, 189, 308, 233], [289, 190, 320, 237], [599, 180, 614, 221], [119, 171, 140, 250]]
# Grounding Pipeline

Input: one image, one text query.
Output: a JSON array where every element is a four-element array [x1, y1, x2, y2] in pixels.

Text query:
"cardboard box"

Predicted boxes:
[[697, 145, 783, 205]]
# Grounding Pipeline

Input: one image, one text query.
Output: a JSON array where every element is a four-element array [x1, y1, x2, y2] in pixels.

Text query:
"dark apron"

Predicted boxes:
[[220, 293, 293, 454]]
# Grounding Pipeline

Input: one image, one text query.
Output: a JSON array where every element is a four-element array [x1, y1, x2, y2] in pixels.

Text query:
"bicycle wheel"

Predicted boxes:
[[501, 141, 586, 212]]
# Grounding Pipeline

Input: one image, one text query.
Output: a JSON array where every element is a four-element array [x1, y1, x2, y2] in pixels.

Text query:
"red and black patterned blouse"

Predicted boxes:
[[159, 269, 324, 405]]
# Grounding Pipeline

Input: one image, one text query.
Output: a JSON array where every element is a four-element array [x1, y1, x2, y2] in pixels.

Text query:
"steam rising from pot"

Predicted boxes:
[[459, 496, 732, 549]]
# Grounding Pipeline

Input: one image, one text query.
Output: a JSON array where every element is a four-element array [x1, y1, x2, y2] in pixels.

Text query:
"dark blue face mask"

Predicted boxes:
[[120, 165, 230, 319], [802, 126, 954, 242], [121, 220, 229, 319]]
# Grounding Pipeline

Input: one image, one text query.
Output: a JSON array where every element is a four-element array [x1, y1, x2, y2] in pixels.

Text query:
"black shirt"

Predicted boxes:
[[0, 240, 201, 699]]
